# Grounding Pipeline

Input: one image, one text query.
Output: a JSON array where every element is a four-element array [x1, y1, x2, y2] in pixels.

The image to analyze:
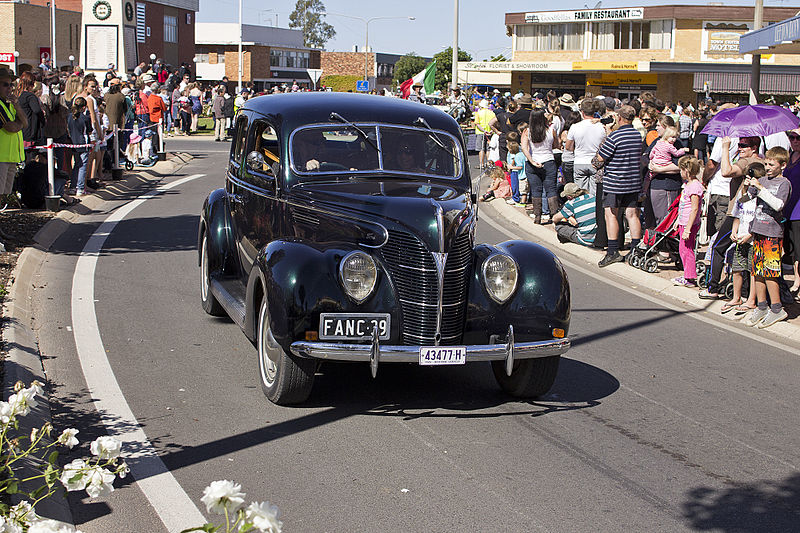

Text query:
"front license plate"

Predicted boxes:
[[419, 346, 466, 366], [319, 313, 390, 341]]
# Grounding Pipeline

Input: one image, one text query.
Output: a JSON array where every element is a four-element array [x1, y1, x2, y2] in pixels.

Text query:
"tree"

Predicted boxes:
[[486, 54, 508, 62], [392, 53, 428, 86], [432, 47, 472, 92], [288, 0, 336, 49]]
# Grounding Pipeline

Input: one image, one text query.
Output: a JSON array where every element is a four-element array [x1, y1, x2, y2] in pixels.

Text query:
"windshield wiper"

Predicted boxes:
[[329, 112, 381, 154], [413, 117, 457, 160]]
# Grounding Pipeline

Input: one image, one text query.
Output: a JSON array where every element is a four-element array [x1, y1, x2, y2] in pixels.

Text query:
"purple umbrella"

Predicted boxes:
[[701, 104, 799, 138]]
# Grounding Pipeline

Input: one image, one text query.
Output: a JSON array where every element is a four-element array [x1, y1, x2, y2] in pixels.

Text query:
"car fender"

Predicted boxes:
[[463, 241, 570, 344], [198, 188, 236, 275], [248, 240, 401, 350]]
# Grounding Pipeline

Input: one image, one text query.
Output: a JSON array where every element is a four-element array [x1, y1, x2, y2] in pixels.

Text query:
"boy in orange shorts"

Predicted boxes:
[[744, 147, 792, 328]]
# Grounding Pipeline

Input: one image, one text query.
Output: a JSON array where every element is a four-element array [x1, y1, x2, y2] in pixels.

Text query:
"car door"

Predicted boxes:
[[227, 112, 252, 279], [234, 117, 282, 275]]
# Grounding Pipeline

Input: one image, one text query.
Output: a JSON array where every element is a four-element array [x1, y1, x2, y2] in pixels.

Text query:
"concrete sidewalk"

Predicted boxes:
[[481, 193, 800, 344], [2, 153, 192, 525]]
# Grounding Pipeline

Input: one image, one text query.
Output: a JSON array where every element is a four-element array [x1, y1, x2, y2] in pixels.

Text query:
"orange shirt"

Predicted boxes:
[[148, 94, 167, 123]]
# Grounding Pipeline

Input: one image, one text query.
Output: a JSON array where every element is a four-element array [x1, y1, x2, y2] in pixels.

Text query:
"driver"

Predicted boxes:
[[293, 129, 326, 171], [396, 143, 423, 173]]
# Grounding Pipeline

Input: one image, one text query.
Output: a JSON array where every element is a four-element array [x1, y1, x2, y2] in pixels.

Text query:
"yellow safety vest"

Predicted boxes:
[[0, 99, 24, 163]]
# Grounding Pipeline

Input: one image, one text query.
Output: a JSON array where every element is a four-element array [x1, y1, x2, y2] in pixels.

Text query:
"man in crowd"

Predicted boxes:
[[553, 183, 596, 247], [594, 105, 644, 267], [566, 98, 606, 195], [474, 99, 495, 171], [0, 67, 26, 219]]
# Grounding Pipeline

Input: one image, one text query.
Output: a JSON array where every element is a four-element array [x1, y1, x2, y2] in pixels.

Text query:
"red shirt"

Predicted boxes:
[[148, 94, 167, 123]]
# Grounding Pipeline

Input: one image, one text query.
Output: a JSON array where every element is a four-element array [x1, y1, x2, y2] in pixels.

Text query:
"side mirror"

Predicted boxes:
[[246, 151, 266, 173]]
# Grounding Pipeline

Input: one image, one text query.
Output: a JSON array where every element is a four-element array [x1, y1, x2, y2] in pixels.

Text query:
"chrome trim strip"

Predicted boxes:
[[398, 299, 464, 309], [290, 338, 570, 362]]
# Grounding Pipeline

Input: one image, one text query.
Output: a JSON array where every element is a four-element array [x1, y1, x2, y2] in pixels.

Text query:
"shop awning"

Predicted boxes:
[[693, 71, 800, 95]]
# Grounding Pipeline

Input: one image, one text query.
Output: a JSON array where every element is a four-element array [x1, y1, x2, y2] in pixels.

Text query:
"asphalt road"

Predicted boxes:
[[32, 137, 800, 533]]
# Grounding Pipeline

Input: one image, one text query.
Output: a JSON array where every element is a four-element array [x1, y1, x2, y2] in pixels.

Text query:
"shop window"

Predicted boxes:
[[217, 53, 225, 64], [514, 23, 584, 51], [593, 19, 670, 50], [194, 53, 209, 63]]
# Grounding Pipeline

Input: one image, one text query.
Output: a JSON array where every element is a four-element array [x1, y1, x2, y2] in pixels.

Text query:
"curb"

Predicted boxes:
[[482, 194, 800, 344], [2, 153, 193, 524]]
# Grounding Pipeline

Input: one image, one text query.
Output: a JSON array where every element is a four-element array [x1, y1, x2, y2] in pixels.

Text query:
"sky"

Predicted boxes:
[[196, 0, 794, 60]]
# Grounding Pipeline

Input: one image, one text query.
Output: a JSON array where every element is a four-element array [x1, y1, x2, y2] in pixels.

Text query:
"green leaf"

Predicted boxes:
[[7, 481, 18, 494], [31, 484, 47, 499], [179, 525, 219, 533], [48, 450, 59, 464]]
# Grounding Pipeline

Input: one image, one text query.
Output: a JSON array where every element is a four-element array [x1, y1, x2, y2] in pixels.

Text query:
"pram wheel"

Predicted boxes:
[[629, 254, 641, 268], [644, 258, 659, 273], [125, 161, 134, 171], [724, 283, 735, 301]]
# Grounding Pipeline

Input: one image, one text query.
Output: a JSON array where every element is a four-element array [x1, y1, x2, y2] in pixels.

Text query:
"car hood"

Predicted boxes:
[[291, 179, 473, 252]]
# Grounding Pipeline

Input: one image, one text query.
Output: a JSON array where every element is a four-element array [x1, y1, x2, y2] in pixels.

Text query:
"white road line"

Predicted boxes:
[[71, 174, 207, 532], [480, 212, 800, 355]]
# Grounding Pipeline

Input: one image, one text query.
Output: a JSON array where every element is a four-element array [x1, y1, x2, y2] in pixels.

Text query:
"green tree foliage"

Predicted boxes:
[[288, 0, 336, 49], [486, 54, 508, 62], [392, 53, 427, 86], [432, 47, 472, 92]]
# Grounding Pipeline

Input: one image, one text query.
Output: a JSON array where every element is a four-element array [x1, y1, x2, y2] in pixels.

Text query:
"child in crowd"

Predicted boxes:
[[506, 132, 525, 205], [650, 126, 688, 173], [480, 166, 512, 202], [722, 162, 761, 315], [673, 155, 705, 287], [744, 147, 792, 328]]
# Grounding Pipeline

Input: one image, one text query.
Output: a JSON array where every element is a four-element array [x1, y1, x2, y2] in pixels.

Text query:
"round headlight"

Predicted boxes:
[[482, 253, 518, 303], [340, 251, 378, 303]]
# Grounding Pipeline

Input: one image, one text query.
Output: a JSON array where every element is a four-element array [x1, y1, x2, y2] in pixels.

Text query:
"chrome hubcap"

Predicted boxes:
[[258, 301, 278, 386], [201, 235, 210, 301]]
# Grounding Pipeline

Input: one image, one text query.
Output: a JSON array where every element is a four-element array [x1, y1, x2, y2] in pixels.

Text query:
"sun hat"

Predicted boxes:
[[518, 93, 533, 106], [479, 99, 489, 108], [129, 133, 142, 144], [559, 94, 575, 104], [561, 182, 588, 198]]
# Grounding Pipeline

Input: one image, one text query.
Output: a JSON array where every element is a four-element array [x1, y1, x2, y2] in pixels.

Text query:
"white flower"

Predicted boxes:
[[84, 466, 116, 498], [0, 401, 14, 424], [60, 459, 88, 492], [7, 389, 34, 418], [27, 519, 84, 533], [115, 460, 129, 479], [243, 501, 282, 533], [200, 480, 246, 515], [89, 436, 121, 460], [57, 428, 79, 449], [8, 500, 37, 529]]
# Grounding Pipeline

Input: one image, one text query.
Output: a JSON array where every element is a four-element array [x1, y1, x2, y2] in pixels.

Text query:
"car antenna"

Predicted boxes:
[[329, 112, 380, 154]]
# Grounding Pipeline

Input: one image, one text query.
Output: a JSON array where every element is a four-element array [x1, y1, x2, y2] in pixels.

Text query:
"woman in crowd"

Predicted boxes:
[[559, 111, 581, 187], [521, 108, 560, 224], [784, 129, 800, 297], [67, 97, 91, 196], [15, 72, 45, 150], [189, 82, 203, 133], [41, 76, 69, 172]]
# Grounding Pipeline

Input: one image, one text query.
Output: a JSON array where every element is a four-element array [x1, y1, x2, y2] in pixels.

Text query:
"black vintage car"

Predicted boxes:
[[199, 92, 570, 405]]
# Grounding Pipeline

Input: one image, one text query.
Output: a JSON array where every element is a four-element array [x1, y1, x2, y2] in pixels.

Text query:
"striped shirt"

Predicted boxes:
[[558, 193, 597, 244], [597, 124, 643, 194]]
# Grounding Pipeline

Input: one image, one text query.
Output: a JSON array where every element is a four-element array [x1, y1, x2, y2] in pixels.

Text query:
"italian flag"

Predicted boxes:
[[400, 60, 436, 99]]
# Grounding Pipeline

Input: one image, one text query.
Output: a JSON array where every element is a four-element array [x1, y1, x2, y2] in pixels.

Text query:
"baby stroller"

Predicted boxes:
[[125, 132, 157, 168], [698, 240, 750, 300], [627, 195, 706, 278]]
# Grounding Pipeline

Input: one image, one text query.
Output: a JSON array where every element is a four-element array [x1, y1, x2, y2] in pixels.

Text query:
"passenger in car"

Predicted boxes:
[[293, 129, 326, 171]]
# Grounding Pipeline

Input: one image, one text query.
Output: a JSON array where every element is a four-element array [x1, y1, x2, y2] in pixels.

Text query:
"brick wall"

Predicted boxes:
[[321, 51, 375, 77], [136, 2, 195, 70], [28, 0, 82, 12], [3, 3, 82, 70]]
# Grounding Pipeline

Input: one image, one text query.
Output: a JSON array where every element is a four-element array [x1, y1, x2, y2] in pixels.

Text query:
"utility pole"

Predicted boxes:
[[749, 0, 763, 104], [451, 0, 459, 90], [50, 0, 56, 70], [238, 0, 243, 93]]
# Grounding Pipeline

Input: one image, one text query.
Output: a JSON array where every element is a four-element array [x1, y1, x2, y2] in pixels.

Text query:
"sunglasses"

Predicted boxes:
[[788, 134, 800, 140], [738, 143, 753, 148]]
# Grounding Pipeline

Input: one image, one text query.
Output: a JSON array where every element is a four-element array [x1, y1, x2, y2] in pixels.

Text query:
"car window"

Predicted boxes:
[[232, 114, 249, 163], [381, 126, 460, 178], [291, 126, 380, 173], [246, 120, 280, 177]]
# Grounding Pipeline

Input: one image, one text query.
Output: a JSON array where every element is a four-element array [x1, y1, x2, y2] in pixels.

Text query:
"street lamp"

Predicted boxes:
[[328, 14, 415, 84], [13, 51, 19, 74], [69, 55, 74, 70]]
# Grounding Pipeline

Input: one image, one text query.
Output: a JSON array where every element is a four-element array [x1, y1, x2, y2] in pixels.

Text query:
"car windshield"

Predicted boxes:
[[290, 125, 461, 178]]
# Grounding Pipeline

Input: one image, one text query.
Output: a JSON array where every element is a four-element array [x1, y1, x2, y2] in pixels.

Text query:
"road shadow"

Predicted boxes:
[[682, 473, 800, 532]]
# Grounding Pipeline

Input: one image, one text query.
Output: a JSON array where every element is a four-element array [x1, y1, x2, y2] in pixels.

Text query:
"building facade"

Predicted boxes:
[[320, 51, 432, 92], [0, 1, 82, 72], [461, 5, 800, 103], [195, 23, 320, 91]]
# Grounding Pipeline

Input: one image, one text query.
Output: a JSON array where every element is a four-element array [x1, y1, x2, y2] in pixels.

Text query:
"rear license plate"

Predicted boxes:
[[419, 346, 466, 366], [319, 313, 390, 341]]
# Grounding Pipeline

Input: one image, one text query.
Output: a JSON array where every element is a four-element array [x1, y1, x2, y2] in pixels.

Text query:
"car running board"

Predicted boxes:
[[209, 278, 246, 329]]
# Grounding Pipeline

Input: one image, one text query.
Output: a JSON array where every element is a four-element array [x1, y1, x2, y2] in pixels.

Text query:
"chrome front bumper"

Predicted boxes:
[[289, 326, 570, 378]]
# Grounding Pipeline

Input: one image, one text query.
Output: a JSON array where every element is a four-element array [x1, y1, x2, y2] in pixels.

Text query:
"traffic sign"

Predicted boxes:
[[307, 68, 323, 91], [356, 80, 369, 92]]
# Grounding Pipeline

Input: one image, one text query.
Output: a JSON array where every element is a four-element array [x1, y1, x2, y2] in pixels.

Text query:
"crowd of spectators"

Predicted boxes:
[[475, 89, 798, 329]]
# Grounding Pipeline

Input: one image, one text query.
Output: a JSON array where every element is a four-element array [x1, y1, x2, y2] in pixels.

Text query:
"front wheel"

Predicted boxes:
[[492, 356, 560, 398], [257, 298, 315, 405], [200, 233, 225, 316]]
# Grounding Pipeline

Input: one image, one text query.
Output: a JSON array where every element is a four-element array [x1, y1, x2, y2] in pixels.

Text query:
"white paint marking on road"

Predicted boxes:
[[480, 213, 800, 355], [71, 174, 207, 532], [481, 213, 800, 471]]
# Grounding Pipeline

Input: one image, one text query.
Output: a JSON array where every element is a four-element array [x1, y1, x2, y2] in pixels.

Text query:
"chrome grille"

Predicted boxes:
[[380, 229, 472, 345]]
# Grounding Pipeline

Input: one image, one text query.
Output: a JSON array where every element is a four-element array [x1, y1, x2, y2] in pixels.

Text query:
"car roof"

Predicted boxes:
[[241, 92, 463, 138]]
